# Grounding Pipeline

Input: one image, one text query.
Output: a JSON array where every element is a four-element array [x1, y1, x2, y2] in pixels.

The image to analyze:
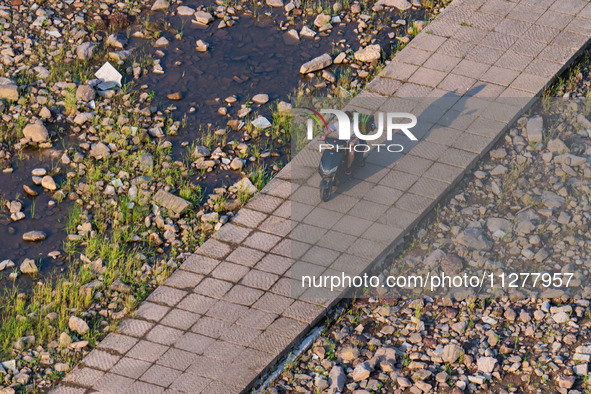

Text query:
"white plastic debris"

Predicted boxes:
[[95, 62, 122, 88]]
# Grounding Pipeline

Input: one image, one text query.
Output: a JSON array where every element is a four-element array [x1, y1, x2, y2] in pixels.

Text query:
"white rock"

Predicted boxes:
[[177, 5, 195, 15], [151, 0, 169, 11], [300, 53, 332, 74], [252, 94, 269, 104], [194, 11, 214, 24], [41, 175, 57, 190], [252, 116, 272, 129], [68, 316, 89, 335], [23, 123, 49, 143], [355, 44, 381, 62], [477, 356, 498, 373]]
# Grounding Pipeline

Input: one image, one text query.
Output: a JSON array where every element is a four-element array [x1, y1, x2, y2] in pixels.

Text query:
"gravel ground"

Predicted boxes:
[[267, 58, 591, 393]]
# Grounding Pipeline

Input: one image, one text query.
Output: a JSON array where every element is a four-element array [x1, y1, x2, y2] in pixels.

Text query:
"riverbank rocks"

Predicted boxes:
[[252, 93, 269, 104], [23, 122, 49, 143], [194, 11, 214, 24], [230, 157, 244, 170], [0, 77, 18, 101], [355, 44, 381, 62], [90, 142, 111, 158], [153, 189, 191, 214], [23, 231, 47, 242], [41, 175, 57, 190], [375, 0, 412, 9], [177, 5, 195, 15], [526, 115, 543, 143], [167, 92, 183, 100], [76, 42, 96, 60], [267, 0, 284, 7], [76, 85, 95, 101], [68, 316, 89, 335], [20, 258, 38, 274], [196, 40, 210, 52], [300, 53, 332, 74], [151, 0, 169, 11]]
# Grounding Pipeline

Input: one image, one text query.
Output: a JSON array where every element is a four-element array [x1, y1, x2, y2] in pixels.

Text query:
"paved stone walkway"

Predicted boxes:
[[54, 0, 591, 392]]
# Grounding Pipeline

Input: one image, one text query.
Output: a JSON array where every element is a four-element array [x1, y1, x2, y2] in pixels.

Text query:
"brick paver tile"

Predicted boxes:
[[174, 332, 216, 355], [347, 200, 390, 221], [366, 77, 402, 95], [451, 132, 493, 154], [160, 309, 200, 330], [287, 261, 326, 281], [537, 9, 574, 29], [566, 15, 591, 36], [283, 300, 325, 324], [271, 238, 311, 259], [252, 292, 294, 315], [409, 140, 447, 162], [226, 246, 265, 267], [141, 365, 182, 388], [408, 67, 447, 87], [206, 300, 249, 323], [157, 347, 199, 371], [510, 73, 549, 93], [243, 231, 282, 251], [479, 0, 516, 17], [464, 45, 504, 65], [266, 316, 309, 339], [202, 340, 246, 361], [169, 372, 211, 393], [538, 44, 578, 64], [382, 60, 419, 81], [135, 302, 170, 323], [438, 147, 479, 168], [424, 125, 464, 147], [146, 286, 187, 307], [395, 82, 433, 97], [551, 30, 590, 50], [550, 0, 587, 14], [196, 239, 231, 259], [330, 253, 367, 276], [241, 269, 280, 291], [180, 254, 220, 275], [219, 324, 262, 347], [409, 177, 450, 199], [62, 367, 104, 387], [186, 356, 230, 380], [193, 277, 233, 299], [408, 36, 445, 56], [212, 223, 252, 244], [260, 178, 291, 199], [245, 193, 284, 214], [249, 331, 294, 355], [126, 381, 165, 394], [117, 319, 154, 338], [506, 3, 545, 23], [424, 162, 465, 184], [111, 357, 152, 379], [177, 293, 217, 314], [236, 309, 277, 330], [317, 229, 357, 253], [362, 223, 405, 245], [436, 39, 475, 59], [363, 184, 403, 206], [233, 348, 276, 371], [395, 192, 435, 214], [223, 284, 264, 306], [97, 333, 138, 354], [494, 51, 533, 72], [48, 386, 86, 394], [211, 261, 250, 282], [438, 73, 477, 93], [191, 316, 231, 339], [469, 11, 503, 30], [231, 208, 268, 228], [290, 223, 328, 244], [524, 58, 563, 78], [395, 47, 433, 66], [164, 270, 203, 290], [301, 245, 340, 267], [480, 65, 520, 86], [452, 25, 488, 45], [494, 18, 532, 36], [93, 372, 134, 393], [218, 364, 260, 387], [347, 237, 388, 260], [254, 253, 294, 275], [83, 349, 121, 371], [423, 19, 460, 37], [259, 215, 291, 237], [127, 340, 169, 363], [146, 325, 184, 346], [450, 59, 489, 80], [301, 206, 343, 229]]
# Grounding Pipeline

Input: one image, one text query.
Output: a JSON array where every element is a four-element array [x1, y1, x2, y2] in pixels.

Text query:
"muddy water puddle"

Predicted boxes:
[[0, 149, 72, 292]]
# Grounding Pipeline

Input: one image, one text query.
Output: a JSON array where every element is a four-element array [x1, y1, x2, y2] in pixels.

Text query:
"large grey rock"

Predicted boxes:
[[526, 115, 543, 143], [477, 356, 498, 373], [76, 42, 96, 60], [0, 77, 18, 101], [454, 228, 492, 250], [68, 316, 89, 335], [486, 217, 512, 234], [151, 0, 169, 11], [376, 0, 411, 9], [90, 142, 111, 158], [76, 85, 96, 101], [554, 153, 586, 167], [442, 343, 462, 363], [153, 189, 191, 214], [20, 259, 38, 274], [355, 45, 381, 62], [300, 53, 332, 74], [23, 123, 49, 142], [352, 362, 371, 381], [194, 11, 214, 24], [541, 191, 565, 209], [23, 231, 47, 242], [329, 366, 345, 391]]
